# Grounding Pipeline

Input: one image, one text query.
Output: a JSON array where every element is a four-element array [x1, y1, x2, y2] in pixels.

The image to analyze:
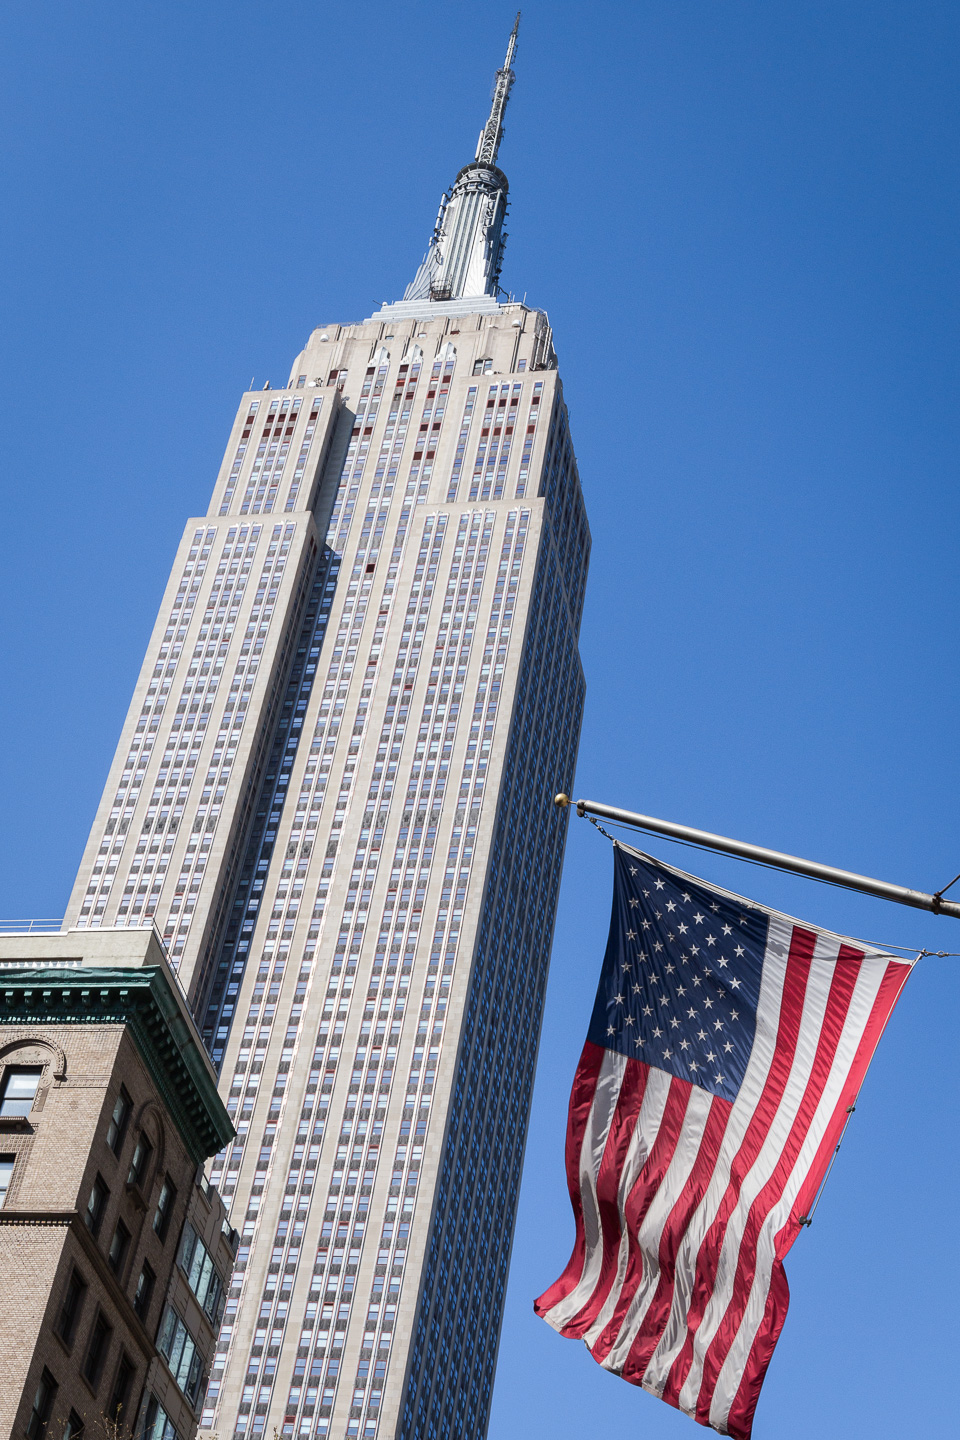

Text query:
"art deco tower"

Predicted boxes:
[[65, 19, 590, 1440]]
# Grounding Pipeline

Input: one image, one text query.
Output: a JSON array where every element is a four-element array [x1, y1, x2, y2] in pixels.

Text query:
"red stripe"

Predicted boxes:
[[534, 1040, 606, 1317], [588, 1074, 693, 1361], [562, 1058, 649, 1337], [692, 944, 864, 1422], [619, 1092, 733, 1386], [659, 924, 817, 1412], [723, 1262, 791, 1440]]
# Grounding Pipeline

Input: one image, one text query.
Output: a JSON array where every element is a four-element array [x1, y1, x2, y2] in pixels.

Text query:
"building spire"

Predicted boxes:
[[475, 12, 520, 168], [401, 16, 521, 308]]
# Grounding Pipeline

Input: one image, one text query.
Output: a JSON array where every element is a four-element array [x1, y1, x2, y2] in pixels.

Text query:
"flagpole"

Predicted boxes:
[[554, 794, 960, 921]]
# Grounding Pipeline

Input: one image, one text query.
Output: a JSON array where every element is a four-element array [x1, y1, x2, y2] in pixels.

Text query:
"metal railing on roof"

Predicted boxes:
[[0, 919, 63, 934]]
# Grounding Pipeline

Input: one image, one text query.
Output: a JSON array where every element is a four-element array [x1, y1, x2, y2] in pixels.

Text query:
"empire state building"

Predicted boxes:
[[66, 19, 590, 1440]]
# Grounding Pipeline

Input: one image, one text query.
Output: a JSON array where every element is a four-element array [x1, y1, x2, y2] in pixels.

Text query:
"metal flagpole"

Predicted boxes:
[[554, 794, 960, 921]]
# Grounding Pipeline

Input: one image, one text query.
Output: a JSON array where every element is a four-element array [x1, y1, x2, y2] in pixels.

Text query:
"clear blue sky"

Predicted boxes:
[[1, 3, 958, 1436]]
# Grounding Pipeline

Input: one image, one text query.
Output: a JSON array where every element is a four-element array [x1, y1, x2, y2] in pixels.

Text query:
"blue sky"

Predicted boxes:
[[1, 3, 958, 1436]]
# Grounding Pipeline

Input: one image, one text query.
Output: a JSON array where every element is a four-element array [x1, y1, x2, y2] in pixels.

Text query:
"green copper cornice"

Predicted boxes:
[[0, 965, 234, 1164]]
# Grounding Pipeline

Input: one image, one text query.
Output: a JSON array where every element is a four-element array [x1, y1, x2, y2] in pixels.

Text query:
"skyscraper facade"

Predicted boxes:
[[64, 22, 590, 1440]]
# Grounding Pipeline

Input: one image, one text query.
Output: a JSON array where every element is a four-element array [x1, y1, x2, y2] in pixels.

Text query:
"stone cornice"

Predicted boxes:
[[0, 967, 234, 1163]]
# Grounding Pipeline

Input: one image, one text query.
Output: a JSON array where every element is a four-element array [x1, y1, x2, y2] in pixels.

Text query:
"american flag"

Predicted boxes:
[[535, 842, 914, 1439]]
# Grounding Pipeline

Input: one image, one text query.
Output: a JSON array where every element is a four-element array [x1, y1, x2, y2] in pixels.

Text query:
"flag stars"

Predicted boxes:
[[655, 879, 665, 890], [722, 924, 732, 936], [666, 900, 677, 913], [652, 1026, 663, 1039], [693, 912, 705, 925], [730, 977, 742, 990], [682, 892, 692, 903], [706, 935, 717, 947], [677, 923, 688, 935], [734, 945, 745, 957], [642, 1005, 653, 1017], [713, 1019, 725, 1031], [723, 1041, 734, 1053], [696, 1029, 708, 1041]]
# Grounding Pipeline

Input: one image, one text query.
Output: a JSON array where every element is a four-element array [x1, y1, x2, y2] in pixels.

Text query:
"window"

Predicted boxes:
[[178, 1222, 225, 1323], [106, 1088, 131, 1154], [127, 1133, 153, 1189], [26, 1367, 57, 1439], [133, 1260, 155, 1321], [0, 1066, 41, 1117], [108, 1218, 131, 1274], [0, 1154, 13, 1208], [83, 1310, 112, 1388], [85, 1175, 109, 1238], [138, 1396, 180, 1440], [153, 1175, 176, 1241], [108, 1353, 136, 1424], [63, 1411, 85, 1440], [157, 1305, 205, 1407], [56, 1268, 87, 1347]]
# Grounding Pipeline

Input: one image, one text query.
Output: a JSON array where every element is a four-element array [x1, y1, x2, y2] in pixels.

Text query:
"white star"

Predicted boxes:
[[730, 977, 742, 990], [606, 1025, 615, 1036], [653, 940, 663, 952], [629, 867, 638, 876], [652, 1026, 663, 1039], [690, 944, 700, 956], [692, 976, 702, 988], [662, 1047, 672, 1059], [693, 912, 705, 925], [696, 1028, 708, 1041], [659, 993, 670, 1006], [706, 1050, 716, 1063], [682, 892, 692, 903], [710, 903, 720, 912], [642, 919, 652, 931], [716, 956, 729, 968], [706, 934, 716, 947], [722, 924, 732, 936], [632, 983, 643, 996], [713, 1019, 724, 1031], [654, 879, 665, 890], [614, 993, 625, 1005], [714, 1073, 724, 1085], [642, 1004, 653, 1017], [643, 889, 651, 898], [723, 1041, 733, 1053], [625, 929, 636, 940], [629, 898, 639, 909], [666, 900, 677, 913], [739, 917, 748, 926], [670, 1017, 680, 1029], [730, 1009, 739, 1020], [734, 945, 745, 957], [704, 998, 714, 1010], [665, 962, 675, 975], [689, 1060, 699, 1072], [625, 1015, 635, 1027], [677, 922, 688, 935]]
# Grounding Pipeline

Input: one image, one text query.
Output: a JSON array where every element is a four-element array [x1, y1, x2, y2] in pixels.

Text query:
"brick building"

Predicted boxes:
[[0, 927, 237, 1440]]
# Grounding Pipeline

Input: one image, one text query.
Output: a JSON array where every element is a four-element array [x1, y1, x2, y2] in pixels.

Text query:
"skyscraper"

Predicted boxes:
[[65, 19, 590, 1440]]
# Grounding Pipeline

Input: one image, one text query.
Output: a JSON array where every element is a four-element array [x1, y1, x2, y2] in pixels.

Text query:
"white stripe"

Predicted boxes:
[[542, 1050, 627, 1330], [707, 956, 889, 1433], [597, 1080, 715, 1371], [673, 927, 847, 1415], [579, 1066, 674, 1346]]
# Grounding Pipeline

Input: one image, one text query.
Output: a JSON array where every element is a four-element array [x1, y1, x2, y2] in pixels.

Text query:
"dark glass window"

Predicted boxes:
[[153, 1175, 177, 1241], [26, 1367, 57, 1439], [108, 1218, 131, 1274], [85, 1175, 109, 1238], [133, 1260, 155, 1321], [83, 1311, 112, 1388], [0, 1066, 41, 1117], [108, 1352, 136, 1424], [62, 1410, 85, 1440], [127, 1133, 153, 1189], [105, 1088, 131, 1154], [56, 1268, 87, 1346]]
